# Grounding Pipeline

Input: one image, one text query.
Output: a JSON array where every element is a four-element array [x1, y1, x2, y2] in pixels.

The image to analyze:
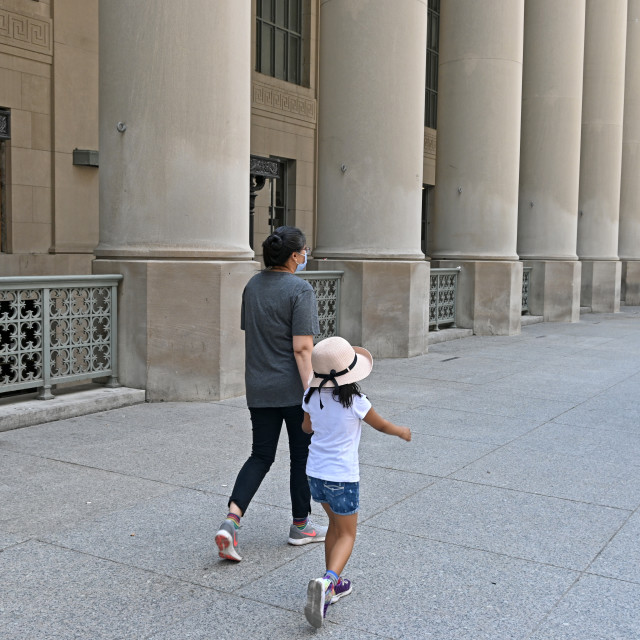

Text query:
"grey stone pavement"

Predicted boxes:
[[2, 309, 640, 640]]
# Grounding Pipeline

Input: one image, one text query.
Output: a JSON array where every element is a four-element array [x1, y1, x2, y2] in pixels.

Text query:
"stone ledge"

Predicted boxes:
[[521, 315, 544, 326], [428, 327, 474, 345], [0, 385, 145, 432]]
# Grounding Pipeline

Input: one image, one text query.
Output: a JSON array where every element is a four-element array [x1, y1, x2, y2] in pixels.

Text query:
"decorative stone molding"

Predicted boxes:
[[424, 128, 437, 158], [252, 80, 317, 125], [0, 9, 52, 57]]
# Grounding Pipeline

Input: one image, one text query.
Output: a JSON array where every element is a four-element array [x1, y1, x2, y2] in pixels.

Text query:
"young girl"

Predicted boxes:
[[301, 336, 411, 628]]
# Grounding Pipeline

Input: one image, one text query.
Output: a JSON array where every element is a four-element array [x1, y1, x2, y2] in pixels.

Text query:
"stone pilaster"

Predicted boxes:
[[432, 0, 525, 335], [96, 1, 255, 400], [577, 0, 627, 311], [517, 0, 585, 322], [619, 0, 640, 305], [315, 0, 429, 356]]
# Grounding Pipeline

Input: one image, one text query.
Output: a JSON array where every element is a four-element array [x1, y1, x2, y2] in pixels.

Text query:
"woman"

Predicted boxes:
[[215, 226, 327, 561]]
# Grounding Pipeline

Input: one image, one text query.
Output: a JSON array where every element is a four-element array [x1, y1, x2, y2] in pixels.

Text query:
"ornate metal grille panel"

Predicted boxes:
[[296, 271, 343, 342], [430, 268, 460, 329], [522, 267, 532, 315], [0, 108, 10, 140], [0, 275, 122, 399]]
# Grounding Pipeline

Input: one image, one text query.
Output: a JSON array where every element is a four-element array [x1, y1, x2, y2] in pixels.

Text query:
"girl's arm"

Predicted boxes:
[[302, 411, 313, 434], [293, 335, 314, 389], [363, 408, 411, 441]]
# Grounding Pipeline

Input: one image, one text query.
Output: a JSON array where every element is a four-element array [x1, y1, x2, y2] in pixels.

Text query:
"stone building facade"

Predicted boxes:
[[1, 0, 639, 400]]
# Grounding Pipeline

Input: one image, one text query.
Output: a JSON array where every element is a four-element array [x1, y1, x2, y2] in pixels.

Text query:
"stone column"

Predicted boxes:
[[314, 0, 429, 357], [431, 0, 525, 335], [95, 1, 257, 400], [517, 0, 585, 322], [619, 0, 640, 305], [577, 0, 627, 312]]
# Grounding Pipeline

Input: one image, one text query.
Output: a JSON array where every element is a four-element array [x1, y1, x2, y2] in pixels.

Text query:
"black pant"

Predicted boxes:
[[229, 405, 312, 519]]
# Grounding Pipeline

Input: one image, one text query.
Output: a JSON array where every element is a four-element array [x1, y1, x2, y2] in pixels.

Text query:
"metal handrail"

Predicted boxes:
[[430, 267, 461, 330], [0, 275, 122, 399]]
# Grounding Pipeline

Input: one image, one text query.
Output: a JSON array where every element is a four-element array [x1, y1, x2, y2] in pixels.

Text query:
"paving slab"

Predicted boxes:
[[0, 450, 173, 538], [451, 445, 640, 510], [365, 479, 630, 571], [479, 369, 628, 404], [0, 409, 253, 488], [237, 525, 578, 640], [358, 424, 497, 477], [588, 511, 640, 584], [0, 532, 26, 551], [510, 422, 640, 468], [389, 405, 543, 445], [429, 386, 577, 423], [0, 540, 215, 640], [527, 574, 640, 640], [145, 591, 383, 640], [41, 488, 323, 592], [552, 404, 640, 434]]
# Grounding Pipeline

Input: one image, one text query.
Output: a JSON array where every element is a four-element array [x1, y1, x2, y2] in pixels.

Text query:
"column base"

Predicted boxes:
[[93, 259, 259, 401], [434, 260, 522, 336], [622, 261, 640, 305], [313, 260, 430, 358], [524, 260, 581, 322], [580, 260, 621, 312]]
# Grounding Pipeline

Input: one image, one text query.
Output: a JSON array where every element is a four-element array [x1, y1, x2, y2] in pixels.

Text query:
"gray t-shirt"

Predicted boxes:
[[241, 270, 320, 408]]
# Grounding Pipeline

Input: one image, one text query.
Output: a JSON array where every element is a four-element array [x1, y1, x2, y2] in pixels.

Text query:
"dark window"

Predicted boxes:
[[425, 0, 440, 129], [421, 185, 434, 256], [257, 0, 303, 85], [268, 157, 296, 232], [0, 108, 9, 253]]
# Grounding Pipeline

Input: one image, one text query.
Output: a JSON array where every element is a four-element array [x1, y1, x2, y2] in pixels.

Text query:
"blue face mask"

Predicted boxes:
[[295, 249, 308, 272]]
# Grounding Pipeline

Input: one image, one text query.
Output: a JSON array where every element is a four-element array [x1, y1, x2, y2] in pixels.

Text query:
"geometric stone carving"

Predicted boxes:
[[252, 80, 316, 125], [0, 9, 52, 56]]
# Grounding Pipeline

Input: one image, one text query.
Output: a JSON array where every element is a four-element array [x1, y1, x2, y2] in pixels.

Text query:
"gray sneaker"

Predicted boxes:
[[215, 520, 242, 561], [288, 520, 328, 545]]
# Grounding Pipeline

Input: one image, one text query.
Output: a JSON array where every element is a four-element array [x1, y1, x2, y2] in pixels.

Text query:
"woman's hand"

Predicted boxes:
[[302, 411, 314, 434]]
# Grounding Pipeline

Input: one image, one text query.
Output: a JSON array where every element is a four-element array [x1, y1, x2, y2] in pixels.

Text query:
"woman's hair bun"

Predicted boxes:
[[262, 226, 306, 268], [269, 234, 283, 249]]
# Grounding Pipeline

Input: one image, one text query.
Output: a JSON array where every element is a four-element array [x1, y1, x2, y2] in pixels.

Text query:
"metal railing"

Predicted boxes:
[[430, 267, 460, 330], [296, 271, 343, 342], [0, 275, 122, 399], [522, 266, 532, 315]]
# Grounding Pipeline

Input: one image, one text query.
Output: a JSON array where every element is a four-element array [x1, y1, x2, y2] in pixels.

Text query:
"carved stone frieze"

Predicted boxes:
[[252, 80, 317, 125], [0, 8, 52, 56]]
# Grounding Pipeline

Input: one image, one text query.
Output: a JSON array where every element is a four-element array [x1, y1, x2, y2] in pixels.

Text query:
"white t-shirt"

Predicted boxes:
[[302, 388, 372, 482]]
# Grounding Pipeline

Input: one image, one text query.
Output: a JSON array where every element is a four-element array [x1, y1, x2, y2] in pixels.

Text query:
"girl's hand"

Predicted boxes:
[[364, 408, 411, 442]]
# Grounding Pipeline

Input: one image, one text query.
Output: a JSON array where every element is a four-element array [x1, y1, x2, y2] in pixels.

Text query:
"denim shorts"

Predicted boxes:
[[307, 476, 360, 515]]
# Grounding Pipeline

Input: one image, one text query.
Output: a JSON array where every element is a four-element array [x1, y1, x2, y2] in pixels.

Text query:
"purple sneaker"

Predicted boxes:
[[304, 578, 334, 628], [331, 577, 352, 603]]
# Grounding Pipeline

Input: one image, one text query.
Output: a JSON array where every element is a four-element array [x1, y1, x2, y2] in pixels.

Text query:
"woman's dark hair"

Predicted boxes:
[[262, 226, 306, 268], [304, 382, 362, 409]]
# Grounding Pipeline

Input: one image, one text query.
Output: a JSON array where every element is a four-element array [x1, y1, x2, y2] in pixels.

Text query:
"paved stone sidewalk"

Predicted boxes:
[[1, 309, 640, 639]]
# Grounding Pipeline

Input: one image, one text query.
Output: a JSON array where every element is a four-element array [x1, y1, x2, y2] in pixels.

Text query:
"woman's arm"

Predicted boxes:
[[363, 408, 411, 441], [293, 334, 314, 389], [302, 411, 313, 434]]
